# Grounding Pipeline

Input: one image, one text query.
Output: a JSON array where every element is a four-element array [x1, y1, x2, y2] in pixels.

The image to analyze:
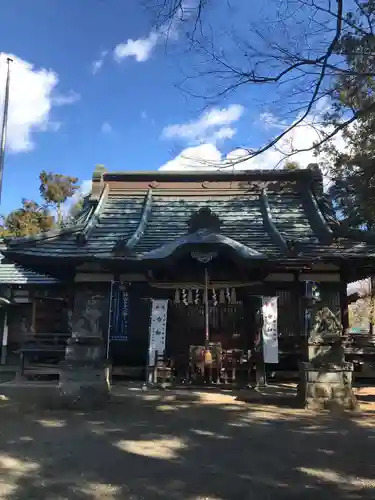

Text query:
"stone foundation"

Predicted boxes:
[[298, 362, 358, 411]]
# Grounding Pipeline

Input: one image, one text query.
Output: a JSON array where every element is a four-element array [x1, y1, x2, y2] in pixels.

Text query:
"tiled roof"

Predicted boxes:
[[0, 262, 59, 284], [3, 168, 375, 265], [0, 250, 58, 284]]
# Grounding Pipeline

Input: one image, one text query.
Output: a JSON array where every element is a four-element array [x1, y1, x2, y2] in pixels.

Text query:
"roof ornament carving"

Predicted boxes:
[[188, 207, 221, 233], [190, 251, 218, 263]]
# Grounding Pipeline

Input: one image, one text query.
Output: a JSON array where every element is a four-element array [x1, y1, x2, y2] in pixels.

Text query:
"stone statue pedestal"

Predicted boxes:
[[58, 335, 111, 410], [298, 335, 358, 411]]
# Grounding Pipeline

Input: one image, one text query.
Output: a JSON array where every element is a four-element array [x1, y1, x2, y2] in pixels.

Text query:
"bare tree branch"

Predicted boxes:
[[146, 0, 375, 168]]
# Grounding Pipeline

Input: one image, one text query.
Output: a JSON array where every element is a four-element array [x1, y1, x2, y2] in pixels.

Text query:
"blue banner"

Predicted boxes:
[[109, 282, 129, 341]]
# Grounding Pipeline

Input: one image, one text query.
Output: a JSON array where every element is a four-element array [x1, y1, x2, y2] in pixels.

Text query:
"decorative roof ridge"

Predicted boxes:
[[310, 191, 375, 244], [299, 184, 334, 244], [259, 188, 289, 254], [124, 229, 266, 261], [77, 183, 110, 244], [71, 196, 96, 226], [103, 168, 318, 183], [314, 193, 340, 227], [112, 188, 153, 254]]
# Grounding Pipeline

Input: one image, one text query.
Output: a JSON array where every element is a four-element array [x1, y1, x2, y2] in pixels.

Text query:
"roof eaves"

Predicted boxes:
[[4, 224, 83, 249], [0, 264, 59, 284]]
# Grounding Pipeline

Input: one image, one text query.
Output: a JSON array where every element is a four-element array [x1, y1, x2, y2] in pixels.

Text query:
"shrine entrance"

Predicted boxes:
[[165, 294, 262, 385]]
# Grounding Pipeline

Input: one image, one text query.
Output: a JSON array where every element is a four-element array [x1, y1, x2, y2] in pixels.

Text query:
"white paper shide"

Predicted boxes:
[[148, 299, 168, 366], [261, 296, 279, 364]]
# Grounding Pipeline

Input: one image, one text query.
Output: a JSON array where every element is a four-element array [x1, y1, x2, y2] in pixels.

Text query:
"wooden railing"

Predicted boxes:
[[18, 332, 71, 376]]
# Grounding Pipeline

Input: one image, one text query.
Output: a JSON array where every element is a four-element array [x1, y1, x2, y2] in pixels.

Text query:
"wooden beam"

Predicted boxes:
[[31, 297, 37, 333], [74, 273, 114, 282], [299, 273, 340, 282]]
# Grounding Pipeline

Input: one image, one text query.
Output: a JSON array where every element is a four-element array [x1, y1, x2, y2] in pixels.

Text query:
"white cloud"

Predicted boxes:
[[114, 32, 159, 63], [160, 144, 222, 171], [159, 103, 345, 183], [101, 122, 112, 134], [0, 53, 78, 153], [91, 50, 108, 75], [161, 104, 244, 145], [114, 0, 198, 63], [51, 90, 80, 106]]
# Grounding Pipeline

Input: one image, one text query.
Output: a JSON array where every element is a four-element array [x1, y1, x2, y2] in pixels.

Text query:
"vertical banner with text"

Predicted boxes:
[[148, 299, 168, 366], [261, 296, 279, 364]]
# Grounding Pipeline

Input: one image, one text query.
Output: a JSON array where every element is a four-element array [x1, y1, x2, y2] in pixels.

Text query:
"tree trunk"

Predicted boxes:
[[57, 204, 62, 226], [370, 276, 375, 338]]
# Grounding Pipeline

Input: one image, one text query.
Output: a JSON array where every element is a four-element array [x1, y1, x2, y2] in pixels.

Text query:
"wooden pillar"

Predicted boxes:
[[340, 274, 349, 333], [255, 296, 266, 388], [370, 276, 375, 339], [255, 348, 266, 388], [31, 298, 37, 334], [301, 285, 309, 363], [0, 310, 8, 365]]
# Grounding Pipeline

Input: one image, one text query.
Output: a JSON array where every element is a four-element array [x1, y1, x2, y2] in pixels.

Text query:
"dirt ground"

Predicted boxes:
[[0, 386, 375, 500]]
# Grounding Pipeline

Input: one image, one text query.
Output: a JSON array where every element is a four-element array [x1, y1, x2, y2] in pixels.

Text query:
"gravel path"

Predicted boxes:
[[0, 387, 374, 500]]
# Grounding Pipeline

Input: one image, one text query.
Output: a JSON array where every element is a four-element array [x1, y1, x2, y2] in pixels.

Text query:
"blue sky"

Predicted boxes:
[[0, 0, 334, 215]]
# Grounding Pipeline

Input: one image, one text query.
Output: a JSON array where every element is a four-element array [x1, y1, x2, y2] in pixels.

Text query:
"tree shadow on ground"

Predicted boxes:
[[0, 388, 375, 500]]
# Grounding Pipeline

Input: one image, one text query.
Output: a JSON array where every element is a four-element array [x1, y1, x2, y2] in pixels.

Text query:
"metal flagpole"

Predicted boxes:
[[0, 57, 12, 205]]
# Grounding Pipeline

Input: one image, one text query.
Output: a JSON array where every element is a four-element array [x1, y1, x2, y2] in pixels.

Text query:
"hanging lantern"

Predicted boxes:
[[194, 288, 200, 305], [312, 282, 321, 302], [225, 287, 231, 303]]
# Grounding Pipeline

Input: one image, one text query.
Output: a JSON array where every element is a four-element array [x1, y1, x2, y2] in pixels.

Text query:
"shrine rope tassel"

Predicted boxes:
[[212, 288, 218, 306]]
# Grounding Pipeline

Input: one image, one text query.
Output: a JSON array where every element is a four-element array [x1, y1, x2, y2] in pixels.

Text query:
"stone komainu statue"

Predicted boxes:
[[310, 306, 343, 342], [69, 293, 103, 338]]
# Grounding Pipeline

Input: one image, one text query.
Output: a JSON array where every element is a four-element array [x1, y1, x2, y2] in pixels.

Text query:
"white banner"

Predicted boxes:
[[148, 299, 168, 366], [261, 296, 279, 364]]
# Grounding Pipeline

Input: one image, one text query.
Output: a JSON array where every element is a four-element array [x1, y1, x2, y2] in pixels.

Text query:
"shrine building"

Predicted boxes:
[[2, 165, 375, 385]]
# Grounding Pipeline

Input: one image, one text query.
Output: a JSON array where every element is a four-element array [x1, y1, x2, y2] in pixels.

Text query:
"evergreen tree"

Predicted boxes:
[[0, 199, 54, 237], [39, 171, 80, 226], [0, 171, 82, 237]]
